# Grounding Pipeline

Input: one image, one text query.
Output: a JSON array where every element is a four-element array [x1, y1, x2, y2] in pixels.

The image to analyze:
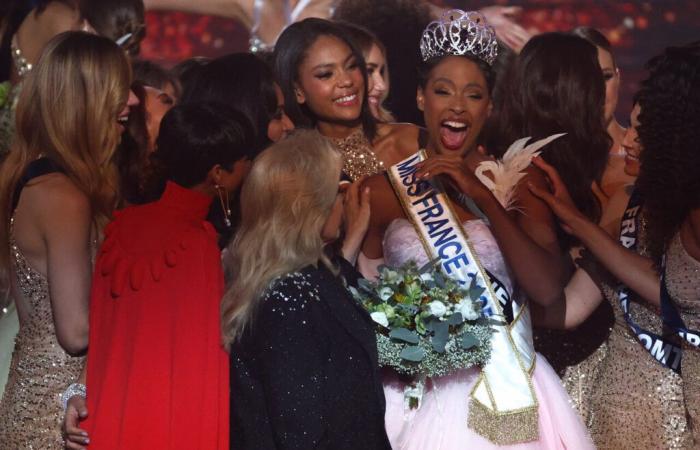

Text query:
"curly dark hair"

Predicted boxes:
[[485, 32, 610, 249], [634, 41, 700, 263]]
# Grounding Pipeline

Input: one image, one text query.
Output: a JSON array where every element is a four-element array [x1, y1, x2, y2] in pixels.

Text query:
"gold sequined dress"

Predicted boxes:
[[330, 127, 384, 181], [577, 226, 693, 449], [664, 232, 700, 444], [0, 218, 84, 448]]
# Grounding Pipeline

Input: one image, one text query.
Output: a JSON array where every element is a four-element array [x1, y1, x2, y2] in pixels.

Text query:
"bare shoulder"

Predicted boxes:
[[25, 173, 90, 217]]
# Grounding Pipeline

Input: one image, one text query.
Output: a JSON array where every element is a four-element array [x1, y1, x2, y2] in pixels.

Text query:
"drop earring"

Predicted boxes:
[[215, 184, 232, 227]]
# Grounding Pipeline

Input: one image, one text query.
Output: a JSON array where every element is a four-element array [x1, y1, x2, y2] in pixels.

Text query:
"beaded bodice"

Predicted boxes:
[[330, 128, 384, 181], [0, 221, 84, 448]]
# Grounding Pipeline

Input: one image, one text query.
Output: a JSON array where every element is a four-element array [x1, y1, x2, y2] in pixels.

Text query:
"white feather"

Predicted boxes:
[[475, 133, 566, 210]]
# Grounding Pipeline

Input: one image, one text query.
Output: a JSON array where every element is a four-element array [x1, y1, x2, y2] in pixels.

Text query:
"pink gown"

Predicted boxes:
[[382, 219, 595, 450]]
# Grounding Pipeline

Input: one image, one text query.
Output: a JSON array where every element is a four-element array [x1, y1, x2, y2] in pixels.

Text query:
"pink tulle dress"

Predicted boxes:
[[381, 219, 595, 450]]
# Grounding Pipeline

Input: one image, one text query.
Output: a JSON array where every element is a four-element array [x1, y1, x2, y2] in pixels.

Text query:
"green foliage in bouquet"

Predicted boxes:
[[349, 260, 493, 377], [0, 82, 10, 109]]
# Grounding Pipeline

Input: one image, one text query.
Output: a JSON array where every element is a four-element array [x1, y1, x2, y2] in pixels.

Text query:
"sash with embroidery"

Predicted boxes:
[[616, 190, 683, 372], [388, 150, 538, 445]]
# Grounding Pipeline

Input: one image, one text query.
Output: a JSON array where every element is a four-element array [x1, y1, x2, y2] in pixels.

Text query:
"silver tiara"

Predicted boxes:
[[420, 10, 498, 66]]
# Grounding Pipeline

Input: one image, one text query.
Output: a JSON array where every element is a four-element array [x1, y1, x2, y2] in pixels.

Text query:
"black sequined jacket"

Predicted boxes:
[[229, 259, 391, 450]]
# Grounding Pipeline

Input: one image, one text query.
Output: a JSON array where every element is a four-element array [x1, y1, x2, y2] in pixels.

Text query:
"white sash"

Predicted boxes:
[[387, 150, 538, 445]]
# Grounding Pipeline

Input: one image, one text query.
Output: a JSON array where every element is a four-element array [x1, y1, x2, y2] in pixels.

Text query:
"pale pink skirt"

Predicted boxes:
[[384, 354, 595, 450]]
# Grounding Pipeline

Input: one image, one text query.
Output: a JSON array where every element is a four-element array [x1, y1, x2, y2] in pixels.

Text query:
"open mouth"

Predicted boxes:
[[439, 120, 469, 151], [624, 149, 640, 163], [334, 93, 358, 106]]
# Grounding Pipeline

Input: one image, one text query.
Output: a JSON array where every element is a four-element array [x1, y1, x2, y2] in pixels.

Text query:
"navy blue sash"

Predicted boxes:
[[616, 190, 682, 373]]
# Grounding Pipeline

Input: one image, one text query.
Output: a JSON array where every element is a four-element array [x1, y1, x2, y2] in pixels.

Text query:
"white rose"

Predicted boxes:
[[419, 273, 434, 283], [383, 269, 401, 284], [377, 286, 394, 301], [428, 301, 447, 318], [370, 311, 389, 327], [458, 300, 480, 321]]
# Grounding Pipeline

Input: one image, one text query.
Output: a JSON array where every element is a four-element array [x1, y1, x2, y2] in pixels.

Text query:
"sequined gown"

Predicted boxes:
[[665, 232, 700, 444], [0, 218, 84, 448], [382, 218, 594, 450], [576, 228, 694, 449], [330, 128, 384, 181]]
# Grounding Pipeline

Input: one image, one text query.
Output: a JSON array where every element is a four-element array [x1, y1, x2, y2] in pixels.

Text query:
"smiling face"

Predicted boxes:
[[117, 89, 140, 134], [417, 56, 490, 158], [598, 47, 620, 127], [294, 35, 365, 128], [622, 103, 642, 176], [366, 43, 389, 119]]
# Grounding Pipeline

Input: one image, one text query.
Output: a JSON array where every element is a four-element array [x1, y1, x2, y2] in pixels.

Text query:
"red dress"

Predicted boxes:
[[84, 182, 229, 449]]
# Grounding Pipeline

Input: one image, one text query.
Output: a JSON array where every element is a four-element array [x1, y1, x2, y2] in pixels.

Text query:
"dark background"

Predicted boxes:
[[140, 1, 700, 122]]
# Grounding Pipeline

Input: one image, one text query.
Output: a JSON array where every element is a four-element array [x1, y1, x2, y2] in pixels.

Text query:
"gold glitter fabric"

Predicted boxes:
[[664, 232, 700, 444], [0, 219, 84, 449], [467, 398, 539, 445], [330, 128, 384, 181], [587, 282, 692, 450]]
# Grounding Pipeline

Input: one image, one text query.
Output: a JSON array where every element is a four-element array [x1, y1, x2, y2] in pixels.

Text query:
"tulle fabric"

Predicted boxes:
[[382, 219, 594, 449]]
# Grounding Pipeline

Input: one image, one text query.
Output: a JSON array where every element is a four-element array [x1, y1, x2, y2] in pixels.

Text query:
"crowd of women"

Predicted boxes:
[[0, 0, 698, 449]]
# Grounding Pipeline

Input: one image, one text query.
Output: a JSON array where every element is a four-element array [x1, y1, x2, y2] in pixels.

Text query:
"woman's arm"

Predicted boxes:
[[416, 157, 571, 307], [63, 364, 89, 450], [528, 157, 661, 305], [531, 266, 605, 329], [41, 177, 93, 354]]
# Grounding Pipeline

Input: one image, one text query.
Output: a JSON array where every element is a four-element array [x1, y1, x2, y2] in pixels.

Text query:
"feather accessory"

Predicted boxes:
[[475, 133, 566, 210]]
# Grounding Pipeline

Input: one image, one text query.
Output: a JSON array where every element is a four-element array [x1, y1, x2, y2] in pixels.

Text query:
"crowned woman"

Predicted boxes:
[[361, 10, 593, 449]]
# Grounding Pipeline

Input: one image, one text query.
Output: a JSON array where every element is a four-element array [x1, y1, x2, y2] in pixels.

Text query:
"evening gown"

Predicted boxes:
[[564, 225, 694, 449], [660, 232, 699, 446], [381, 218, 594, 450], [0, 159, 84, 449]]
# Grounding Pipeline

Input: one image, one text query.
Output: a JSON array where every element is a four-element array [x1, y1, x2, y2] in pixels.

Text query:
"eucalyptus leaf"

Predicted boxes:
[[446, 312, 464, 326], [460, 332, 479, 350], [400, 345, 426, 362], [431, 321, 449, 353], [357, 278, 375, 294], [389, 327, 419, 344]]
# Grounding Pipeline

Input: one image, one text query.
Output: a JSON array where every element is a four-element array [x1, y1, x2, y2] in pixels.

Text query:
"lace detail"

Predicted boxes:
[[383, 218, 514, 297], [330, 128, 384, 181]]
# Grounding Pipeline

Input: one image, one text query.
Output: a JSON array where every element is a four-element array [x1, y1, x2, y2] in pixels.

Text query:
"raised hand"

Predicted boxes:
[[415, 156, 490, 203], [527, 156, 588, 235], [341, 177, 371, 264]]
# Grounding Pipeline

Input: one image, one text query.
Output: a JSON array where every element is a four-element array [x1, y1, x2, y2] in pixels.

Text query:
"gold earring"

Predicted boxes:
[[215, 184, 232, 227]]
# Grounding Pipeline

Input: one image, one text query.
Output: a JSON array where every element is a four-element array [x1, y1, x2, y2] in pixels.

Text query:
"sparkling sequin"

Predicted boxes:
[[584, 224, 691, 449], [329, 128, 384, 181], [664, 232, 700, 443], [11, 35, 33, 78], [0, 217, 84, 448]]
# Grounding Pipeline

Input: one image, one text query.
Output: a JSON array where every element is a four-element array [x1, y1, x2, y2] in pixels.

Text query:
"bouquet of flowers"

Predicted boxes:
[[349, 260, 493, 408]]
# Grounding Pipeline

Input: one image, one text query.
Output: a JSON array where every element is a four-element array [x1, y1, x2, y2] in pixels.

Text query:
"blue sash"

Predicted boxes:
[[617, 190, 683, 372]]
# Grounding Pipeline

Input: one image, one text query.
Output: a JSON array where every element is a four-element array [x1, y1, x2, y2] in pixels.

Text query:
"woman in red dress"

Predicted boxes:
[[64, 102, 257, 449]]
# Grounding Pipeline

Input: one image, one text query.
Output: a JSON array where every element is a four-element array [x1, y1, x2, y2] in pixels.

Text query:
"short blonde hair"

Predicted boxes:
[[221, 130, 342, 347]]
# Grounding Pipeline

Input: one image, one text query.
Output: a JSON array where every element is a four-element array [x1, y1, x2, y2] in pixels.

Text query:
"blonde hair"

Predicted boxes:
[[221, 130, 342, 348], [0, 31, 130, 274]]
